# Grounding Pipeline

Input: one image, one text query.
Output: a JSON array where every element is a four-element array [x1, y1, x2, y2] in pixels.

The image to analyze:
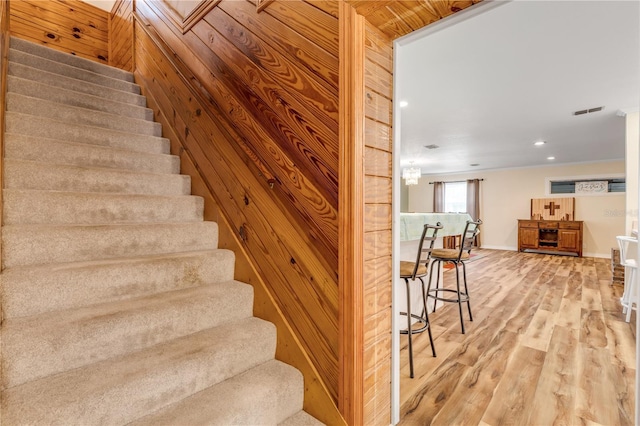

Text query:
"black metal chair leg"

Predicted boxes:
[[405, 277, 414, 378], [430, 260, 442, 314], [455, 262, 465, 334], [462, 261, 473, 322], [419, 277, 436, 358]]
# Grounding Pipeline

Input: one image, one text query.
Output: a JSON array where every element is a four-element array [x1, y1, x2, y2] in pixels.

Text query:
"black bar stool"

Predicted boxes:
[[400, 222, 442, 378], [427, 219, 482, 334]]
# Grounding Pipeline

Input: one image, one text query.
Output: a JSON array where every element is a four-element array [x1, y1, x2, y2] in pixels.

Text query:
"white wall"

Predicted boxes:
[[407, 161, 626, 258], [625, 111, 639, 234]]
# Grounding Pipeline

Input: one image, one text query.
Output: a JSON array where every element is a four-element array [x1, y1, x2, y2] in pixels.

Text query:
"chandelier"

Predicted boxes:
[[402, 163, 421, 185]]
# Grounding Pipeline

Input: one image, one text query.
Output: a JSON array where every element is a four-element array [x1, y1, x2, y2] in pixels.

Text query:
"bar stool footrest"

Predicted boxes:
[[399, 312, 432, 334], [428, 288, 469, 303]]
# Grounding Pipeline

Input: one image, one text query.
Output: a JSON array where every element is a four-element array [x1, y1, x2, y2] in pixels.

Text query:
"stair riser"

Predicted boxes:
[[6, 112, 169, 155], [4, 190, 204, 225], [4, 160, 189, 198], [4, 134, 178, 174], [0, 38, 306, 426], [3, 319, 276, 425], [131, 360, 304, 426], [3, 282, 254, 388], [9, 62, 146, 106], [8, 75, 152, 121], [11, 37, 135, 82], [7, 93, 162, 137], [9, 49, 140, 94], [2, 222, 218, 267], [2, 250, 236, 319]]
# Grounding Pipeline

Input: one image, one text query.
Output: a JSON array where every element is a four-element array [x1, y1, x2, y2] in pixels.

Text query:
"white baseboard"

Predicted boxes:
[[479, 245, 516, 251], [480, 245, 610, 259]]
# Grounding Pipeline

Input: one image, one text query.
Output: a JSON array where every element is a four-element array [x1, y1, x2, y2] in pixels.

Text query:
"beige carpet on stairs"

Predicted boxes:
[[0, 36, 322, 426]]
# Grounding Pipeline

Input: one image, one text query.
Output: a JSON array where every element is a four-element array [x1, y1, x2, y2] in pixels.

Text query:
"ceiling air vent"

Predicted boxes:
[[424, 144, 440, 149], [574, 106, 604, 116]]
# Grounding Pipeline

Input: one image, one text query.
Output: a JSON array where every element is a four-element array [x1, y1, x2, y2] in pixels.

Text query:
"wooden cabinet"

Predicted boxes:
[[518, 220, 583, 257]]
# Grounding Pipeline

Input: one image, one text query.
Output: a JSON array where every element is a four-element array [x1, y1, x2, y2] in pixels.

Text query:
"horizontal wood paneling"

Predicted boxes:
[[365, 176, 392, 204], [364, 230, 392, 260], [362, 19, 393, 426], [365, 146, 392, 177], [10, 0, 109, 64], [133, 0, 340, 408], [365, 117, 392, 152], [109, 0, 133, 71]]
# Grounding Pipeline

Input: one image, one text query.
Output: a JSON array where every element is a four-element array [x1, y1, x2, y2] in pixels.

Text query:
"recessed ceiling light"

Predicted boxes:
[[399, 101, 409, 108], [547, 156, 555, 160], [534, 141, 546, 146], [424, 144, 439, 150], [470, 163, 479, 167]]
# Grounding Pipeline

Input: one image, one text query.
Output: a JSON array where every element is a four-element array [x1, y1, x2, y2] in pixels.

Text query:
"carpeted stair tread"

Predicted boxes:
[[9, 48, 140, 93], [8, 75, 153, 120], [4, 158, 189, 196], [2, 280, 254, 388], [3, 189, 204, 225], [11, 37, 134, 82], [7, 92, 161, 136], [1, 37, 312, 425], [4, 133, 178, 173], [2, 221, 218, 267], [6, 112, 169, 154], [2, 249, 236, 319], [130, 360, 303, 426], [279, 410, 326, 426], [1, 317, 276, 425], [9, 61, 146, 106]]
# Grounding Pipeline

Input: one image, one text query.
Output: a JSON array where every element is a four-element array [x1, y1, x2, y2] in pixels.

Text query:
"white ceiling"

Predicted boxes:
[[396, 0, 640, 176]]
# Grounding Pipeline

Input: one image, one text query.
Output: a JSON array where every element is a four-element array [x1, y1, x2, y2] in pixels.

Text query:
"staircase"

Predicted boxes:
[[0, 37, 321, 425]]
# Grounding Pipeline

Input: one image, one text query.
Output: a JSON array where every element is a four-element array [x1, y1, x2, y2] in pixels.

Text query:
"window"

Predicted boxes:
[[444, 181, 467, 212], [548, 176, 625, 195]]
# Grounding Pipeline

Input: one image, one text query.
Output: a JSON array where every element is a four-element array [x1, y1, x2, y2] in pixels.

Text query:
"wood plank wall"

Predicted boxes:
[[131, 0, 341, 409], [362, 20, 394, 426], [0, 0, 8, 346], [9, 0, 109, 64], [108, 0, 133, 71], [338, 3, 365, 424]]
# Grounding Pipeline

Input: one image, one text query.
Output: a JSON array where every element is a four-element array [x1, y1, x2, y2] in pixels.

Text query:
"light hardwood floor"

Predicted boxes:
[[399, 249, 635, 425]]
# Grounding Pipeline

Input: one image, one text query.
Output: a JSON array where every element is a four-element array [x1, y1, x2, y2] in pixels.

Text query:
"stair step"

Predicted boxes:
[[5, 133, 178, 174], [3, 189, 204, 225], [2, 317, 276, 425], [7, 92, 161, 136], [2, 221, 218, 267], [6, 112, 169, 155], [2, 249, 236, 319], [11, 37, 134, 82], [131, 360, 303, 426], [8, 75, 153, 120], [9, 62, 146, 106], [4, 158, 188, 196], [3, 280, 254, 388], [279, 410, 325, 426], [9, 48, 140, 94]]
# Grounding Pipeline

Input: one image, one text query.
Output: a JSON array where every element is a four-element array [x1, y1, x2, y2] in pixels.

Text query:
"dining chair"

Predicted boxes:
[[427, 219, 482, 334], [400, 222, 442, 378], [617, 235, 638, 322]]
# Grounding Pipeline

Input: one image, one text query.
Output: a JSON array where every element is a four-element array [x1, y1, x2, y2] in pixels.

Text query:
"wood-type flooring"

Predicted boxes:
[[399, 249, 635, 425]]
